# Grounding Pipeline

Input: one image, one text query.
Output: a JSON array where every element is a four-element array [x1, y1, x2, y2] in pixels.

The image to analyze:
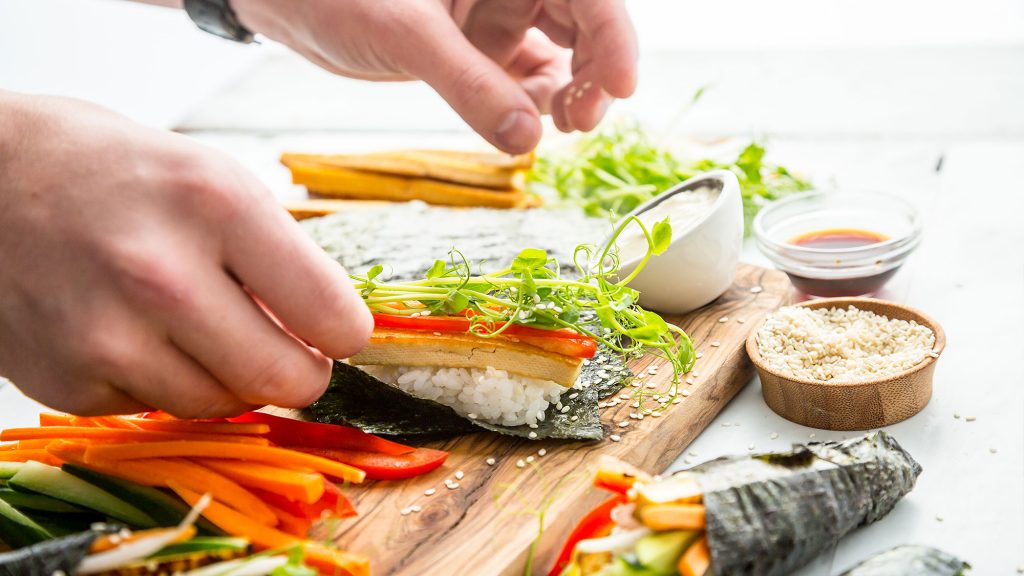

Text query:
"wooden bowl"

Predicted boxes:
[[746, 297, 945, 430]]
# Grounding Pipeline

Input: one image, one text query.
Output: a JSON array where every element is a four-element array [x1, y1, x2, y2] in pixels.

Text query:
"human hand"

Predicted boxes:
[[0, 93, 372, 417], [233, 0, 638, 154]]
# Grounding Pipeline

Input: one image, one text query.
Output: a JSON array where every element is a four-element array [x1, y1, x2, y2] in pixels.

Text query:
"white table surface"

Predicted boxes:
[[2, 3, 1023, 573]]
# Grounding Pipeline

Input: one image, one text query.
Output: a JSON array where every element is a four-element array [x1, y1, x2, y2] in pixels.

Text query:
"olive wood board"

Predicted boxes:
[[270, 263, 791, 576]]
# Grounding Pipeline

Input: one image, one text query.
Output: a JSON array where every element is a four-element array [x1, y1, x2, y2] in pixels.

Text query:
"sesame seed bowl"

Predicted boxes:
[[745, 297, 945, 430]]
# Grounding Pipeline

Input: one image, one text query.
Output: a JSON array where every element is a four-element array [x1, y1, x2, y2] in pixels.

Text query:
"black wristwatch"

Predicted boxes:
[[184, 0, 255, 44]]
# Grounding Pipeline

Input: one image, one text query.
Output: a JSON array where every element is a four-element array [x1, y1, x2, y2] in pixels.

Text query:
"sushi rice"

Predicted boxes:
[[358, 365, 565, 427]]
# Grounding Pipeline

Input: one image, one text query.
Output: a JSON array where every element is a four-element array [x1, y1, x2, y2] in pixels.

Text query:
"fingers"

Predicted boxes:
[[112, 343, 253, 419], [164, 259, 333, 409], [570, 0, 639, 99], [509, 31, 571, 114], [551, 66, 614, 132], [220, 191, 373, 361], [397, 9, 543, 154]]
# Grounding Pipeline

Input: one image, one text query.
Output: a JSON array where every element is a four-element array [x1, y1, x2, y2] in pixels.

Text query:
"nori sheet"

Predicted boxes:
[[840, 545, 970, 576], [685, 432, 921, 576], [310, 352, 629, 441], [0, 527, 114, 576]]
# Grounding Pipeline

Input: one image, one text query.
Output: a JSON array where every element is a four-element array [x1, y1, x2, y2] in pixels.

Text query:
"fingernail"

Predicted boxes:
[[495, 110, 540, 154]]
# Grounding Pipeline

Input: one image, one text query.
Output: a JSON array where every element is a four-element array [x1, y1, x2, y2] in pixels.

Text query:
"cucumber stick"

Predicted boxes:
[[0, 462, 24, 480], [0, 496, 52, 548], [0, 488, 91, 514], [8, 461, 156, 528]]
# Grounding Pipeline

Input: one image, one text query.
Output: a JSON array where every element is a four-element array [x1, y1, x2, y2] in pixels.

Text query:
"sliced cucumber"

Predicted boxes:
[[0, 462, 24, 480], [8, 461, 155, 528], [0, 496, 52, 548], [61, 464, 224, 535], [0, 488, 91, 514], [150, 536, 251, 558], [634, 530, 700, 574], [22, 510, 102, 538]]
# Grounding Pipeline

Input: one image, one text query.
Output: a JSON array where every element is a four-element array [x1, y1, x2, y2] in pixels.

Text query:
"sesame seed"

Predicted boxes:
[[447, 482, 460, 490], [410, 505, 422, 513], [711, 341, 721, 347], [719, 317, 729, 323], [536, 410, 545, 420], [748, 444, 755, 451], [632, 381, 642, 387], [688, 451, 698, 457], [809, 433, 816, 439], [571, 415, 579, 421], [929, 351, 940, 358], [630, 413, 638, 419], [538, 448, 547, 457], [564, 94, 573, 106], [424, 488, 436, 496], [401, 507, 412, 516], [751, 286, 763, 293], [686, 378, 695, 385], [954, 412, 961, 419], [696, 352, 704, 359], [737, 318, 746, 324], [770, 432, 779, 440], [646, 383, 657, 389], [560, 405, 571, 414], [990, 447, 998, 454], [647, 366, 658, 375], [935, 515, 944, 522], [583, 81, 593, 89], [721, 422, 731, 427], [454, 470, 464, 480], [432, 331, 442, 336], [582, 359, 590, 365], [610, 435, 621, 442], [597, 402, 606, 408], [652, 412, 662, 417], [683, 458, 692, 465], [966, 416, 977, 422], [485, 458, 496, 466], [528, 431, 538, 439], [692, 371, 700, 377], [516, 459, 525, 468], [467, 413, 478, 420], [569, 393, 579, 399], [529, 423, 538, 429], [682, 390, 691, 397], [619, 421, 630, 428], [672, 398, 683, 404], [619, 394, 630, 400], [526, 456, 535, 463]]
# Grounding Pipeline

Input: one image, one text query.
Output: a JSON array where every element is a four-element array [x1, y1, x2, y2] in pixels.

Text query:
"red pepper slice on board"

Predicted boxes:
[[228, 412, 414, 456], [289, 446, 449, 481], [548, 494, 629, 576]]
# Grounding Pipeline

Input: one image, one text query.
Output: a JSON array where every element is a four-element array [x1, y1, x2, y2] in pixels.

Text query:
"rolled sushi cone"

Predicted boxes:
[[558, 432, 922, 576], [839, 545, 970, 576]]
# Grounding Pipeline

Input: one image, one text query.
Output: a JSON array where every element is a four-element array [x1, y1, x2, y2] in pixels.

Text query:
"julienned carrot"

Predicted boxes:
[[261, 500, 312, 538], [678, 535, 711, 576], [638, 503, 706, 530], [91, 526, 197, 553], [0, 443, 17, 451], [197, 458, 325, 504], [0, 426, 269, 445], [38, 413, 74, 426], [44, 440, 89, 464], [0, 449, 61, 466], [85, 442, 366, 484], [118, 418, 271, 436], [17, 440, 52, 450], [72, 416, 143, 430], [169, 481, 299, 549], [304, 543, 370, 576]]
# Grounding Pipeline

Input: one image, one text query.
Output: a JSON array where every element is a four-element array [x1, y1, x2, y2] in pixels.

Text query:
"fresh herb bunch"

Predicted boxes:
[[350, 217, 695, 405], [528, 121, 812, 235]]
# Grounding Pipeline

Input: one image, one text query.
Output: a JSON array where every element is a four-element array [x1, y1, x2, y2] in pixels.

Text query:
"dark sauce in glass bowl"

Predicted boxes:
[[785, 228, 897, 296]]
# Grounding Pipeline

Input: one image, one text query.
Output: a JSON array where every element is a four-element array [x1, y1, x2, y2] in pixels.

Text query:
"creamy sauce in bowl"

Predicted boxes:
[[615, 186, 721, 263]]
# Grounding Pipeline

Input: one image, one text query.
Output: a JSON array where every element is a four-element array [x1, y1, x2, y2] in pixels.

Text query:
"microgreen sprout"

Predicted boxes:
[[350, 217, 695, 410]]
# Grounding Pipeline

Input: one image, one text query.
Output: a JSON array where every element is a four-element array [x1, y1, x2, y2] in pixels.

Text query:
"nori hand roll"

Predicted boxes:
[[840, 545, 970, 576]]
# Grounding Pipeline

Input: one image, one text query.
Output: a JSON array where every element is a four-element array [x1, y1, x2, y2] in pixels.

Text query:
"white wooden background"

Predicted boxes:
[[1, 0, 1023, 574]]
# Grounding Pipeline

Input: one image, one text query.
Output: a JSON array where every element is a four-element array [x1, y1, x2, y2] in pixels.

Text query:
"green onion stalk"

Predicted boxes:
[[349, 217, 696, 411]]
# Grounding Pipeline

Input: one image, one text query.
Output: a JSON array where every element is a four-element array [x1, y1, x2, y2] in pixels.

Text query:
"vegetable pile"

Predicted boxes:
[[0, 412, 449, 575], [528, 121, 812, 235]]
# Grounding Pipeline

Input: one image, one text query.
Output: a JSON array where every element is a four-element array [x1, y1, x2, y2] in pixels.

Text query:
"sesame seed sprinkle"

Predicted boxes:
[[610, 435, 621, 442], [526, 456, 535, 463], [485, 458, 496, 466], [990, 447, 998, 454], [619, 421, 630, 428], [696, 352, 704, 359], [424, 488, 436, 496], [954, 412, 961, 419], [719, 317, 729, 323], [770, 432, 779, 440], [748, 444, 755, 451], [751, 286, 763, 293], [467, 413, 478, 420], [571, 415, 579, 421], [410, 505, 422, 513], [448, 482, 460, 489], [711, 341, 721, 347], [454, 470, 464, 480], [672, 398, 683, 404], [401, 508, 412, 516], [737, 318, 746, 324], [966, 416, 977, 422], [538, 448, 547, 457], [528, 431, 538, 439], [516, 459, 525, 468], [809, 433, 816, 439]]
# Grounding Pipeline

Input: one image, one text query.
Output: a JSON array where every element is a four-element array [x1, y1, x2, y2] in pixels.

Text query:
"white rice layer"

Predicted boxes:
[[357, 365, 564, 427]]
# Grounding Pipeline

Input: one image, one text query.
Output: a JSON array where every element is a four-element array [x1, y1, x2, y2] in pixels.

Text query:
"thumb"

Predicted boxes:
[[398, 14, 542, 154]]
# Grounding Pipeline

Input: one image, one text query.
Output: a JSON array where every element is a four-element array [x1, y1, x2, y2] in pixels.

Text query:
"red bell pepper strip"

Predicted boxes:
[[371, 314, 598, 359], [548, 494, 628, 576], [228, 412, 414, 456], [289, 446, 449, 481]]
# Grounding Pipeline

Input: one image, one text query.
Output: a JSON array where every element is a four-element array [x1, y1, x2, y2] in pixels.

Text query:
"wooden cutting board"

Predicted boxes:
[[276, 263, 791, 576]]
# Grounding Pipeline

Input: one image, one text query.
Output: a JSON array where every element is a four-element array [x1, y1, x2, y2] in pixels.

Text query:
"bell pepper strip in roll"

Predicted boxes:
[[371, 313, 598, 359], [303, 543, 371, 576], [83, 441, 367, 484], [261, 501, 313, 537], [289, 447, 448, 481], [678, 535, 711, 576], [548, 494, 629, 576], [0, 427, 270, 445], [197, 458, 326, 504], [227, 411, 414, 456]]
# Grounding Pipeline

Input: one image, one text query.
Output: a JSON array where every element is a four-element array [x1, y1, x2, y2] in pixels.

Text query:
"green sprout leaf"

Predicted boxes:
[[651, 217, 673, 255], [426, 259, 447, 279]]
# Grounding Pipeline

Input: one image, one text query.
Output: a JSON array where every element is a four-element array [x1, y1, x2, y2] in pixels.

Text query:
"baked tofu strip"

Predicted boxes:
[[285, 159, 541, 209], [348, 328, 583, 387]]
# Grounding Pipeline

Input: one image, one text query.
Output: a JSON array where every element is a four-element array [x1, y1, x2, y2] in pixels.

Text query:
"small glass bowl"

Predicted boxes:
[[753, 191, 922, 297]]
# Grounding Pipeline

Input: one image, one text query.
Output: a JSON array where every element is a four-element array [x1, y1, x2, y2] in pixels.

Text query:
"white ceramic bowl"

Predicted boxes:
[[612, 170, 744, 314]]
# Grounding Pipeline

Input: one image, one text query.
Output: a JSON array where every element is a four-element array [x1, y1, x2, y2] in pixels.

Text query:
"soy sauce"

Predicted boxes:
[[784, 228, 896, 297]]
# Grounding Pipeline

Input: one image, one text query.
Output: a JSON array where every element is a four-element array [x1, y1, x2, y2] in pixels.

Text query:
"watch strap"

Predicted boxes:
[[184, 0, 255, 44]]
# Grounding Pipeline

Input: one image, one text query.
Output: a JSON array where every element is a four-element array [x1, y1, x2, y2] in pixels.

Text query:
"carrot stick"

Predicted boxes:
[[261, 501, 312, 538], [1, 427, 269, 445], [44, 440, 89, 464], [0, 443, 17, 452], [17, 440, 52, 450], [304, 543, 370, 576], [86, 442, 366, 484], [38, 413, 74, 426], [197, 458, 325, 504], [638, 504, 706, 530], [0, 450, 61, 465], [119, 418, 271, 436], [90, 526, 196, 553], [71, 416, 144, 430], [678, 535, 711, 576], [168, 481, 299, 549]]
